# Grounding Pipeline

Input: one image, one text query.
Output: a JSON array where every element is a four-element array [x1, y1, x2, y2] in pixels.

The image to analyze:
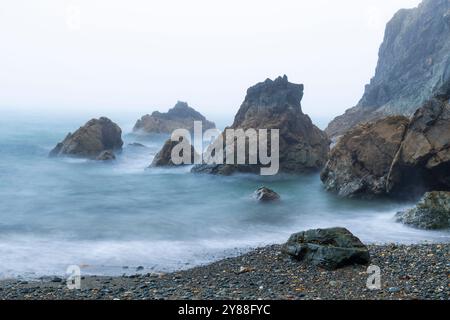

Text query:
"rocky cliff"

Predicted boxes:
[[192, 75, 330, 175], [133, 101, 216, 134], [326, 0, 450, 137], [322, 88, 450, 198], [321, 116, 409, 197]]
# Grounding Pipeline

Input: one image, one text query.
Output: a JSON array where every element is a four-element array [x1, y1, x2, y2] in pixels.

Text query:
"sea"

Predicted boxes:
[[0, 109, 449, 279]]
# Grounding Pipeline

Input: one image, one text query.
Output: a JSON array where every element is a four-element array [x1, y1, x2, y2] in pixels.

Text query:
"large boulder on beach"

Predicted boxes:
[[387, 95, 450, 195], [133, 101, 216, 134], [151, 138, 199, 167], [254, 187, 280, 202], [49, 117, 123, 159], [283, 227, 370, 270], [396, 191, 450, 230], [192, 75, 330, 175], [320, 116, 409, 197]]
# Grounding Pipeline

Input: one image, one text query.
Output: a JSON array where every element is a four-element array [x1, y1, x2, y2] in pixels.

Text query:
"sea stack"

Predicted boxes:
[[151, 138, 199, 167], [133, 101, 216, 134], [49, 117, 123, 160], [192, 75, 330, 175]]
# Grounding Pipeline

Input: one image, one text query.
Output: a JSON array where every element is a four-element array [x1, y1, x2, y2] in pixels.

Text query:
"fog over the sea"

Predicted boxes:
[[1, 0, 421, 123]]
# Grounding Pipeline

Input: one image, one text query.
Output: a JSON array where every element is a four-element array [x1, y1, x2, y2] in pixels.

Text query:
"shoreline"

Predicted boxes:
[[0, 243, 448, 300]]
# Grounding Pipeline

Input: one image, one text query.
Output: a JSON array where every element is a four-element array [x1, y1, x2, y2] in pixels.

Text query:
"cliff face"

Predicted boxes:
[[133, 101, 216, 134], [326, 0, 450, 137]]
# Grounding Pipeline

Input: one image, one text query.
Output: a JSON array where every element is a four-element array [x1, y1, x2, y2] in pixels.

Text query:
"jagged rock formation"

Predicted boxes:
[[326, 0, 450, 138], [322, 89, 450, 198], [387, 95, 450, 195], [49, 117, 123, 159], [192, 76, 330, 175], [254, 187, 280, 202], [133, 101, 216, 134], [396, 191, 450, 229], [321, 116, 409, 197], [282, 228, 370, 270], [150, 138, 199, 167]]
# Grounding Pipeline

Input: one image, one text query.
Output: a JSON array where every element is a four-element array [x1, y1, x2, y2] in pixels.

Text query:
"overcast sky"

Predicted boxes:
[[1, 0, 421, 123]]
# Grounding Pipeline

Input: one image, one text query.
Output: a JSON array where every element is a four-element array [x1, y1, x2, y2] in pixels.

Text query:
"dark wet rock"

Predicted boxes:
[[128, 142, 147, 148], [96, 150, 116, 161], [151, 138, 199, 167], [387, 95, 450, 196], [282, 227, 370, 270], [49, 117, 123, 160], [321, 116, 409, 197], [133, 101, 216, 134], [326, 0, 450, 138], [192, 75, 330, 175], [51, 277, 63, 283], [254, 187, 280, 202], [396, 191, 450, 229]]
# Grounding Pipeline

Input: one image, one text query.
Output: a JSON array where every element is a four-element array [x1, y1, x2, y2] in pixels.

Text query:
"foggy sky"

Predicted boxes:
[[0, 0, 421, 122]]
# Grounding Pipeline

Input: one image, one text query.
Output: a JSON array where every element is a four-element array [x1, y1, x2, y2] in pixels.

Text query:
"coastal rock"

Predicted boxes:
[[320, 116, 409, 197], [387, 95, 450, 195], [128, 142, 147, 148], [133, 101, 216, 134], [396, 191, 450, 229], [282, 227, 370, 270], [192, 75, 330, 175], [254, 187, 280, 202], [49, 117, 123, 159], [151, 138, 199, 167], [326, 0, 450, 138], [96, 150, 116, 161]]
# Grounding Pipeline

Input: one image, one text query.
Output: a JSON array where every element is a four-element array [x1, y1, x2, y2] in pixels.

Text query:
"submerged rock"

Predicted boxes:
[[192, 75, 330, 175], [151, 138, 199, 167], [133, 101, 216, 134], [282, 227, 370, 270], [326, 0, 450, 138], [396, 191, 450, 230], [128, 142, 147, 148], [254, 187, 280, 202], [320, 116, 409, 197], [96, 150, 116, 161], [49, 117, 123, 160]]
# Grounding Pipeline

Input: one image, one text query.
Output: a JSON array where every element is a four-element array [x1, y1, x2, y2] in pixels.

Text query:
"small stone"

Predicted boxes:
[[388, 287, 401, 293]]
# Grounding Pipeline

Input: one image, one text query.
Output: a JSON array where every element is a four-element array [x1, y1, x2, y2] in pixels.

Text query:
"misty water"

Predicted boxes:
[[1, 111, 449, 279]]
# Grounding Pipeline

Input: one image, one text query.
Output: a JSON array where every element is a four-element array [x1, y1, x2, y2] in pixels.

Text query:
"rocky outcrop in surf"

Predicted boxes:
[[326, 0, 450, 138], [396, 191, 450, 230], [320, 116, 409, 197], [254, 187, 280, 202], [192, 75, 330, 175], [322, 90, 450, 198], [49, 117, 123, 160], [386, 95, 450, 195], [151, 138, 199, 167], [133, 101, 216, 134]]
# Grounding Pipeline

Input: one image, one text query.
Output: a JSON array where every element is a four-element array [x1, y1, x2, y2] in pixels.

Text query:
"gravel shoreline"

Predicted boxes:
[[0, 244, 448, 300]]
